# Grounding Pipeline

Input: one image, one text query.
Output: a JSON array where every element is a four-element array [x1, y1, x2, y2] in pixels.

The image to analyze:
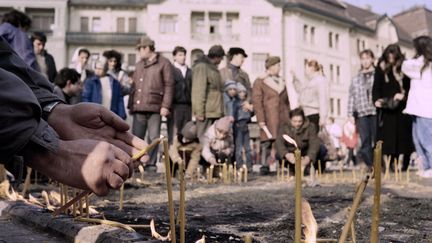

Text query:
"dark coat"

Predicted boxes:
[[82, 75, 126, 119], [41, 50, 57, 83], [252, 74, 290, 141], [130, 54, 174, 113], [172, 64, 192, 105], [372, 63, 414, 155], [275, 119, 320, 161]]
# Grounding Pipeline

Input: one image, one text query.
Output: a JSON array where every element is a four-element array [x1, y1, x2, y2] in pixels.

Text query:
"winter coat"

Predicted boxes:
[[220, 65, 252, 98], [402, 56, 432, 118], [372, 62, 414, 155], [129, 53, 174, 113], [172, 64, 192, 105], [82, 75, 126, 119], [275, 119, 320, 161], [252, 74, 291, 141], [39, 50, 57, 83], [192, 56, 224, 119], [201, 123, 234, 163]]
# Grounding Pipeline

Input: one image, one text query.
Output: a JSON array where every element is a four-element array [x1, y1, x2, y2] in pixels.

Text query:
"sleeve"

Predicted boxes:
[[318, 77, 329, 125], [372, 66, 384, 103], [275, 124, 291, 159], [200, 130, 215, 163], [14, 30, 39, 71], [192, 64, 208, 117], [222, 133, 235, 156], [81, 78, 93, 102], [306, 125, 320, 161], [252, 79, 265, 123], [347, 78, 355, 117], [161, 60, 174, 110], [292, 75, 303, 93], [168, 136, 182, 163], [402, 57, 423, 80], [115, 80, 126, 120]]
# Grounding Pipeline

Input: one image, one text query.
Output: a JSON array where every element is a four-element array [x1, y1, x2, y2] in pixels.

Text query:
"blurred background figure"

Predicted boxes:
[[31, 31, 57, 82]]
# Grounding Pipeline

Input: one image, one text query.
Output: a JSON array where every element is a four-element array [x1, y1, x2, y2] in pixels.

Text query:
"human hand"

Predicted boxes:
[[241, 101, 253, 112], [25, 139, 131, 196], [258, 122, 266, 129], [374, 99, 383, 108], [208, 157, 217, 165], [285, 153, 296, 164], [302, 156, 311, 166], [47, 103, 149, 165], [160, 107, 170, 117], [394, 93, 405, 101]]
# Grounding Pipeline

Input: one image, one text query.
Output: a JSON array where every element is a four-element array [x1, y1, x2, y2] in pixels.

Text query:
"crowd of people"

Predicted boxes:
[[1, 9, 432, 196]]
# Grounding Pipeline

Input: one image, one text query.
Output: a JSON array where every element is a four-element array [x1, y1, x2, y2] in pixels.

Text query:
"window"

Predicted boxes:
[[329, 64, 334, 82], [330, 98, 334, 115], [252, 53, 269, 74], [92, 17, 102, 32], [337, 99, 341, 116], [209, 12, 222, 35], [191, 12, 205, 35], [310, 27, 315, 44], [303, 25, 308, 42], [362, 40, 366, 49], [357, 39, 361, 53], [328, 32, 333, 48], [80, 17, 89, 32], [252, 16, 269, 35], [128, 17, 137, 33], [159, 14, 178, 34], [335, 33, 339, 49], [226, 12, 239, 37], [336, 65, 340, 84], [128, 53, 136, 66], [117, 17, 125, 33], [26, 8, 54, 32]]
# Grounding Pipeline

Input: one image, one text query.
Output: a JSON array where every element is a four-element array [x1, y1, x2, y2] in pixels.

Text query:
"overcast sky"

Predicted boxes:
[[345, 0, 432, 16]]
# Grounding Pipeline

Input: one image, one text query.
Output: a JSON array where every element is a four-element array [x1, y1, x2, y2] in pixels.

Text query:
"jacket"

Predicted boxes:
[[275, 119, 320, 161], [192, 56, 224, 119], [0, 37, 60, 164], [39, 50, 57, 83], [169, 135, 201, 176], [347, 71, 376, 118], [252, 74, 291, 141], [402, 56, 432, 118], [0, 22, 39, 70], [200, 123, 234, 163], [172, 64, 192, 105], [82, 75, 126, 119], [220, 65, 252, 99], [130, 53, 174, 113]]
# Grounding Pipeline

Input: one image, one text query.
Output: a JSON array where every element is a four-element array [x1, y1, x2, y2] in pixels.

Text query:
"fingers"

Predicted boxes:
[[115, 132, 147, 153], [111, 159, 130, 181], [106, 172, 124, 190], [99, 106, 129, 132], [110, 144, 133, 178]]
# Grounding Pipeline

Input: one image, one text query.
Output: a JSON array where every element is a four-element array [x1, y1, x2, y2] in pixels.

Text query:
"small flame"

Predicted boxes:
[[150, 219, 171, 241], [196, 235, 206, 243], [283, 134, 298, 148], [302, 198, 318, 243]]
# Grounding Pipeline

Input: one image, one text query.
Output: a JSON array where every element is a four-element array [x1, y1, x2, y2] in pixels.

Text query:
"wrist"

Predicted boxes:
[[42, 101, 63, 120]]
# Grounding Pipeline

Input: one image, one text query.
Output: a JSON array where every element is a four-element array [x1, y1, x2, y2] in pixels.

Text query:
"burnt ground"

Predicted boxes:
[[79, 170, 432, 243]]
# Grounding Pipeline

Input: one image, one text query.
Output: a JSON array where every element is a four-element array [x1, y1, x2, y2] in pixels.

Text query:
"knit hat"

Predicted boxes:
[[181, 121, 197, 141], [236, 82, 247, 93], [224, 80, 237, 91], [265, 56, 281, 69], [208, 45, 225, 58], [136, 36, 155, 49], [228, 47, 248, 58], [215, 116, 234, 132]]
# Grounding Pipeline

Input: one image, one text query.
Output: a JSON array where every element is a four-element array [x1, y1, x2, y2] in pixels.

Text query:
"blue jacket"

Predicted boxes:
[[82, 75, 126, 119], [0, 23, 39, 70]]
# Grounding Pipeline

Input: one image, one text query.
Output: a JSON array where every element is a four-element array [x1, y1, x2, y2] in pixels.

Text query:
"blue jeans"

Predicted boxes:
[[235, 121, 252, 169], [356, 115, 376, 167], [412, 116, 432, 170]]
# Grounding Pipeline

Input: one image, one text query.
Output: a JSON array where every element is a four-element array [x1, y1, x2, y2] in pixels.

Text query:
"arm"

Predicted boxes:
[[252, 79, 265, 124], [200, 131, 215, 163], [114, 80, 126, 120], [318, 77, 329, 125], [81, 78, 93, 102], [275, 124, 293, 159], [161, 60, 174, 110], [192, 64, 208, 117], [347, 79, 355, 117], [372, 66, 384, 103], [402, 57, 423, 80], [222, 134, 235, 156], [169, 136, 183, 163]]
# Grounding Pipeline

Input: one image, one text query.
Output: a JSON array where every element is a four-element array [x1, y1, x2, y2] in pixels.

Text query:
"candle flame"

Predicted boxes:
[[283, 134, 298, 148], [302, 198, 318, 243]]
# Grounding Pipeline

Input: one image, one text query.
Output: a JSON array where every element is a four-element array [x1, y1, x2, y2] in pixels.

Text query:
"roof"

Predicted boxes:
[[69, 0, 163, 7], [393, 6, 432, 38]]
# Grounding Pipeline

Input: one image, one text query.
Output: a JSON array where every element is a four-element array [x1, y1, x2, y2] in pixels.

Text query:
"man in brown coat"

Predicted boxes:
[[252, 56, 290, 174], [192, 45, 225, 138], [130, 36, 174, 168]]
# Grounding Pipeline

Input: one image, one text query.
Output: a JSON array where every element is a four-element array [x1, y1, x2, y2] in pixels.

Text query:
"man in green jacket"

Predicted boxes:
[[192, 45, 225, 138]]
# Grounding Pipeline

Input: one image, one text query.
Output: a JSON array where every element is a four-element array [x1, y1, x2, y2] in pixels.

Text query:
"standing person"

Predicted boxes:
[[31, 32, 57, 82], [192, 45, 225, 138], [223, 80, 238, 117], [234, 83, 254, 170], [252, 56, 290, 174], [373, 44, 414, 171], [220, 47, 253, 111], [341, 119, 358, 167], [69, 47, 94, 83], [292, 59, 329, 131], [347, 49, 377, 169], [53, 68, 82, 104], [168, 46, 193, 143], [0, 9, 38, 70], [129, 36, 174, 169], [103, 49, 130, 95], [402, 36, 432, 177], [82, 58, 126, 119]]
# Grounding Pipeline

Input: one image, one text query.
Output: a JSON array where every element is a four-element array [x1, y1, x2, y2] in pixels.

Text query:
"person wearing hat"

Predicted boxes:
[[169, 121, 202, 178], [252, 56, 290, 174], [201, 116, 235, 165], [220, 47, 253, 111], [223, 79, 238, 117], [129, 36, 174, 169], [192, 45, 225, 138], [82, 57, 126, 120]]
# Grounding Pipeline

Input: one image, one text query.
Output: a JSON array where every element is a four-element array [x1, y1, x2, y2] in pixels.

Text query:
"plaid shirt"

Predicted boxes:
[[347, 71, 376, 117]]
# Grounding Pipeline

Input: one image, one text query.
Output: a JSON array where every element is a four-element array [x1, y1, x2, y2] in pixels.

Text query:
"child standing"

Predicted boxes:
[[234, 83, 253, 170], [223, 80, 238, 117]]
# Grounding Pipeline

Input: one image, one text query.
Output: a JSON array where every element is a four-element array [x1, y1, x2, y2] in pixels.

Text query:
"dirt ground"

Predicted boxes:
[[68, 167, 432, 243]]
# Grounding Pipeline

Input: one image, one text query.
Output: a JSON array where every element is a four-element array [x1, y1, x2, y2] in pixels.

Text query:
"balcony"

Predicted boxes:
[[191, 33, 240, 43], [66, 32, 145, 46]]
